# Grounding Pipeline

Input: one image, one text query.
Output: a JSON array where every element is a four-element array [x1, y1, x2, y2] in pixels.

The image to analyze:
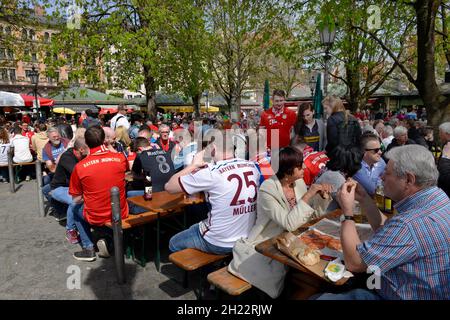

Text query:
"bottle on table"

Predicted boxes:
[[144, 176, 152, 201]]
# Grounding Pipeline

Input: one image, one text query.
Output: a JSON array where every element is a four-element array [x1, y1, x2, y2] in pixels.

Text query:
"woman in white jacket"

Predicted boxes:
[[228, 146, 332, 298]]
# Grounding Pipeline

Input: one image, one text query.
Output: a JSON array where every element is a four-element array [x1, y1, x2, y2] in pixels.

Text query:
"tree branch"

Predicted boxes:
[[353, 25, 417, 87]]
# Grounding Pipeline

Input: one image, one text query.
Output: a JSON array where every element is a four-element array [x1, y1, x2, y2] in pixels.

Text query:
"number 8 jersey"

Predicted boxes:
[[179, 158, 263, 248]]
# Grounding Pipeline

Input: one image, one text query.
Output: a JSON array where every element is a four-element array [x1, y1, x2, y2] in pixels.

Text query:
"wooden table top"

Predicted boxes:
[[255, 209, 349, 286], [128, 191, 204, 214]]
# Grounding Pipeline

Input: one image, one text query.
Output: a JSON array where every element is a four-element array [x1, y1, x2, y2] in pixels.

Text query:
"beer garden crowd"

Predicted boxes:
[[0, 92, 448, 300]]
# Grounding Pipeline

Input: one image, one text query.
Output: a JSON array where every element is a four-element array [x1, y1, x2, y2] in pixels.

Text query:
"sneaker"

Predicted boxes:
[[25, 176, 31, 181], [66, 229, 80, 244], [73, 248, 96, 262], [96, 239, 110, 258]]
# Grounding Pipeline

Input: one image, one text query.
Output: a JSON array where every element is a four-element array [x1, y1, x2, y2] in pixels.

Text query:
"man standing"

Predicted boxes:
[[69, 126, 129, 261], [165, 132, 261, 254], [353, 133, 386, 195], [50, 137, 89, 244], [151, 124, 176, 153], [259, 89, 297, 150], [319, 145, 449, 300], [438, 122, 450, 197], [110, 104, 130, 131]]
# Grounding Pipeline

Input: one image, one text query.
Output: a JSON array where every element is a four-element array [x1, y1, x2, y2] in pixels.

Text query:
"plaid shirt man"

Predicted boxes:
[[357, 186, 450, 300]]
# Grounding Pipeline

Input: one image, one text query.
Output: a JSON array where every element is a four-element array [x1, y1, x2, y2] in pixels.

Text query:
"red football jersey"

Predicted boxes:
[[69, 145, 129, 226], [302, 151, 329, 186], [259, 107, 297, 149]]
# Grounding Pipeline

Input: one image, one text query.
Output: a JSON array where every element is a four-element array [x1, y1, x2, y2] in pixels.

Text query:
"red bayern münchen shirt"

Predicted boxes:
[[69, 145, 129, 225], [259, 107, 297, 149]]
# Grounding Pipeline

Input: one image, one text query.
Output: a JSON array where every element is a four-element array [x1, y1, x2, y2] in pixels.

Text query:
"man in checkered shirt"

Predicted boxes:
[[319, 145, 449, 300]]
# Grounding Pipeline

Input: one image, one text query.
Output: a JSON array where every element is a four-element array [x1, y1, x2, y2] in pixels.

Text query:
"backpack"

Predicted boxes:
[[336, 116, 360, 148]]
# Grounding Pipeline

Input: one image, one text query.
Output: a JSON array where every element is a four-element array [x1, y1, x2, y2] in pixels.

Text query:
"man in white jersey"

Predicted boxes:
[[165, 132, 262, 254]]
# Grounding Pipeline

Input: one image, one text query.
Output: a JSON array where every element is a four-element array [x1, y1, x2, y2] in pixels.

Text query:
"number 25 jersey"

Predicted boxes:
[[179, 158, 262, 248]]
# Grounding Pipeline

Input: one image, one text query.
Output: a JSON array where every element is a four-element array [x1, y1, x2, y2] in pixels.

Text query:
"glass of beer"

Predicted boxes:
[[353, 201, 363, 223]]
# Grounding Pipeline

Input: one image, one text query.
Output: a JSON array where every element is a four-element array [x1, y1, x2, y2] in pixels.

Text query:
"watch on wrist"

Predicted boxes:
[[340, 215, 355, 222]]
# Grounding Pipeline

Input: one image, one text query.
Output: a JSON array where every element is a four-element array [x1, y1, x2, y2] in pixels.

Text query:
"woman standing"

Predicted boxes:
[[293, 103, 326, 151], [228, 147, 332, 298], [323, 96, 361, 155]]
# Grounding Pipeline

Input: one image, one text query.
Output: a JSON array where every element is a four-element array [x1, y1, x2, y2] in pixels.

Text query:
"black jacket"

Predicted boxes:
[[438, 144, 450, 198], [325, 111, 362, 154]]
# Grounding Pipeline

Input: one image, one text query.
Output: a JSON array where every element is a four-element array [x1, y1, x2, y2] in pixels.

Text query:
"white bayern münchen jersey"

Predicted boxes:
[[180, 158, 262, 248]]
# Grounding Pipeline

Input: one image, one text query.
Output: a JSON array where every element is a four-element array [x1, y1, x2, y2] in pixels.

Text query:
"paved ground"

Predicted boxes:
[[0, 180, 205, 300]]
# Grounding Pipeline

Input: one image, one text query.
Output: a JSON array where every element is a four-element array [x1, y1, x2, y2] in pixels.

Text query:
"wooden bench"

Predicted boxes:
[[207, 266, 252, 297], [169, 248, 230, 297], [105, 211, 158, 229]]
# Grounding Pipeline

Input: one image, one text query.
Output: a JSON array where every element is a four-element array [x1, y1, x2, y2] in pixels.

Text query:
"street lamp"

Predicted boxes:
[[309, 73, 316, 97], [319, 25, 336, 97], [203, 90, 209, 113], [29, 65, 39, 117]]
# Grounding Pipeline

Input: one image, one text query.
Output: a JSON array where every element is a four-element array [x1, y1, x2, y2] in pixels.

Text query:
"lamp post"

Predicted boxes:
[[29, 65, 39, 118], [319, 25, 336, 97], [203, 90, 209, 113], [309, 72, 316, 97]]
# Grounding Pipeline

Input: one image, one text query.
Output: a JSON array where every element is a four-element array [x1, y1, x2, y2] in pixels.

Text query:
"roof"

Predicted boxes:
[[50, 86, 130, 105]]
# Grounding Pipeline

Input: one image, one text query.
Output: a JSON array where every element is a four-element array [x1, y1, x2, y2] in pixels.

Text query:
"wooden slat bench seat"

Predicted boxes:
[[105, 211, 158, 230], [0, 161, 36, 167], [207, 266, 252, 297], [169, 248, 230, 295]]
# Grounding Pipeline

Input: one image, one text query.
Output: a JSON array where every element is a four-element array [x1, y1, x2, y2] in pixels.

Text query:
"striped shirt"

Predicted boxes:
[[356, 186, 450, 300]]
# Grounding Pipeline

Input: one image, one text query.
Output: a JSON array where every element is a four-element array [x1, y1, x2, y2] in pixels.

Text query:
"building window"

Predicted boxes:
[[25, 69, 33, 80], [44, 32, 50, 43], [47, 72, 59, 84], [7, 49, 13, 60], [5, 26, 11, 35], [0, 48, 5, 60], [0, 69, 8, 81], [31, 53, 37, 62], [29, 29, 35, 40], [22, 28, 28, 40], [8, 69, 16, 82]]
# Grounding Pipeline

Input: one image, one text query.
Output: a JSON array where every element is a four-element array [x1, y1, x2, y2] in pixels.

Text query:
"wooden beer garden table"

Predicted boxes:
[[124, 191, 204, 271], [255, 209, 351, 291]]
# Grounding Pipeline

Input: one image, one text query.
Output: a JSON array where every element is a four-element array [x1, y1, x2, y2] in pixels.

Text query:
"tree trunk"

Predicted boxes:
[[345, 63, 362, 112], [230, 89, 241, 121], [415, 0, 445, 128], [192, 93, 201, 120], [143, 66, 157, 119]]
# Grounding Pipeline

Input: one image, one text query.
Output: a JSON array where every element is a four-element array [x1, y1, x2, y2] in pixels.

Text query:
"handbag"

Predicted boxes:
[[228, 237, 287, 299]]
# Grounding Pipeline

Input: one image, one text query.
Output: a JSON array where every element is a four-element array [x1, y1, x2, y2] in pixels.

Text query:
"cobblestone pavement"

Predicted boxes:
[[0, 181, 202, 300]]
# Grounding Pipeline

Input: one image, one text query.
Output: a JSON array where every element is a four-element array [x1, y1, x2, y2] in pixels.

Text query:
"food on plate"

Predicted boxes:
[[276, 232, 321, 266], [299, 230, 343, 252], [327, 238, 342, 251]]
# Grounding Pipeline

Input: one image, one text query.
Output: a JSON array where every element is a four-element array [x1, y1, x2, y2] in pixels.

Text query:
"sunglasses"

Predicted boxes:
[[365, 148, 381, 153]]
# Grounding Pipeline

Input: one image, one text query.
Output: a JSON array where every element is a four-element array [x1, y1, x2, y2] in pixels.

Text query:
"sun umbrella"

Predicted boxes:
[[313, 73, 323, 119], [53, 107, 76, 115], [263, 79, 270, 110], [0, 90, 54, 107]]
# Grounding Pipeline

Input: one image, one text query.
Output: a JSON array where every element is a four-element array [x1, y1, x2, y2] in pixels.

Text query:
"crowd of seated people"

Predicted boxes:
[[0, 95, 448, 300]]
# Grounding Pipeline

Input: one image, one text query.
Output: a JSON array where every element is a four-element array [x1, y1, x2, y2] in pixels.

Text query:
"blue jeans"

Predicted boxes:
[[314, 288, 382, 300], [127, 190, 147, 214], [51, 187, 76, 230], [73, 204, 94, 249], [169, 223, 232, 255]]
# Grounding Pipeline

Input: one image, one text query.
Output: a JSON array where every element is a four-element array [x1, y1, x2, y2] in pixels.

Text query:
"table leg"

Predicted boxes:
[[155, 213, 161, 272]]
